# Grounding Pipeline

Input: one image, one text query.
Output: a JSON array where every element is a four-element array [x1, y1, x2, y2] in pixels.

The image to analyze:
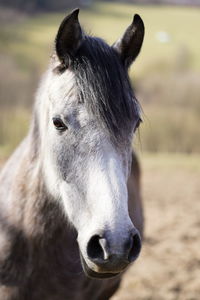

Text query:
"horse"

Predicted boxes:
[[0, 9, 144, 300]]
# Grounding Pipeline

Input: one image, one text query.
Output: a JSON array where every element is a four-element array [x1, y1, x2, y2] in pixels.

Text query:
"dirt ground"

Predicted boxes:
[[1, 153, 199, 299], [112, 154, 200, 300]]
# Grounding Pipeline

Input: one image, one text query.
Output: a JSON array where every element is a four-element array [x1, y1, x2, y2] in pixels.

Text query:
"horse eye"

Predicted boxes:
[[135, 117, 142, 131], [52, 117, 67, 131]]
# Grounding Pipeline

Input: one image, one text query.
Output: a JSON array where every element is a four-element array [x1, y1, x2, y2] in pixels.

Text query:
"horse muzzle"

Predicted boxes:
[[80, 229, 142, 279]]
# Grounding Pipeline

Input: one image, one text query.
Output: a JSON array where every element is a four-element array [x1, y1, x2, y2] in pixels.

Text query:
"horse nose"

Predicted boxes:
[[86, 230, 141, 268], [125, 230, 142, 262]]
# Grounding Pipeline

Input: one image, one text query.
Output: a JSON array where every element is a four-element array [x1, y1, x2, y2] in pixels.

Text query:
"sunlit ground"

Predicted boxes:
[[112, 152, 200, 300]]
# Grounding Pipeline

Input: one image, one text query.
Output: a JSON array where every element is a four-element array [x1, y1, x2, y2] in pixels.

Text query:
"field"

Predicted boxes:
[[0, 2, 200, 156], [1, 3, 200, 75], [0, 2, 200, 298], [112, 153, 200, 300]]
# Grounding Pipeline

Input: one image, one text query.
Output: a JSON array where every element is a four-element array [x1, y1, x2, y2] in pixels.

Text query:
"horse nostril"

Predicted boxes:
[[87, 235, 108, 262], [87, 232, 141, 266], [127, 232, 141, 262]]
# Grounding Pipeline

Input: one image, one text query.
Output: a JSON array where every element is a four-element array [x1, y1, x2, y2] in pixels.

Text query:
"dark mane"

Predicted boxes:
[[71, 36, 139, 138]]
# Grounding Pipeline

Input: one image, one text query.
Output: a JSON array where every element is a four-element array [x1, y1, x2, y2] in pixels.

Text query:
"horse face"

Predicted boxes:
[[42, 10, 144, 278]]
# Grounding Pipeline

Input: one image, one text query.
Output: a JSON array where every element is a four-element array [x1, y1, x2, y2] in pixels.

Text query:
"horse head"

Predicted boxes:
[[39, 9, 144, 279]]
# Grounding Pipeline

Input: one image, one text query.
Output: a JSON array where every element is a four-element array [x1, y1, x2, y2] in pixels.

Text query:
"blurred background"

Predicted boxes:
[[0, 0, 200, 299]]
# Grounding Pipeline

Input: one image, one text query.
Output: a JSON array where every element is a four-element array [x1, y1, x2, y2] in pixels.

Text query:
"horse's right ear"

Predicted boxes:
[[55, 8, 82, 67]]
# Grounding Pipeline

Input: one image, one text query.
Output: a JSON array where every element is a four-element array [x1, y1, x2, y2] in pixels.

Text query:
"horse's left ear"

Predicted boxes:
[[113, 14, 145, 68], [55, 8, 83, 67]]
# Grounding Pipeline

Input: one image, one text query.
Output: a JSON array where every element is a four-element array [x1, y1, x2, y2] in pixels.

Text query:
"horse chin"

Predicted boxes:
[[80, 254, 121, 279]]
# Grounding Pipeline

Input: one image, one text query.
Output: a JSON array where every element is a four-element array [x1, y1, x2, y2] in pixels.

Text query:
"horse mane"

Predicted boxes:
[[60, 36, 140, 139]]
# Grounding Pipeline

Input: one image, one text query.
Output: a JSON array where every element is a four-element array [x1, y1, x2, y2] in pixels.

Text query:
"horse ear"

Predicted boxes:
[[113, 14, 145, 68], [55, 8, 82, 67]]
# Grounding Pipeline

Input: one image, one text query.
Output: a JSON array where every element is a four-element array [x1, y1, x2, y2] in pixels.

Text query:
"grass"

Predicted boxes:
[[0, 2, 200, 156], [139, 152, 200, 172], [0, 108, 30, 160], [1, 2, 200, 76]]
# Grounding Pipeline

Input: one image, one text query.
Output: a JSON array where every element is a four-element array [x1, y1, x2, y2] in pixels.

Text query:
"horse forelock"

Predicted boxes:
[[54, 36, 140, 140]]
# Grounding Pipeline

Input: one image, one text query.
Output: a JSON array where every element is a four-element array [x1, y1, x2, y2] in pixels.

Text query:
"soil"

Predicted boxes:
[[1, 155, 200, 299], [112, 155, 200, 300]]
